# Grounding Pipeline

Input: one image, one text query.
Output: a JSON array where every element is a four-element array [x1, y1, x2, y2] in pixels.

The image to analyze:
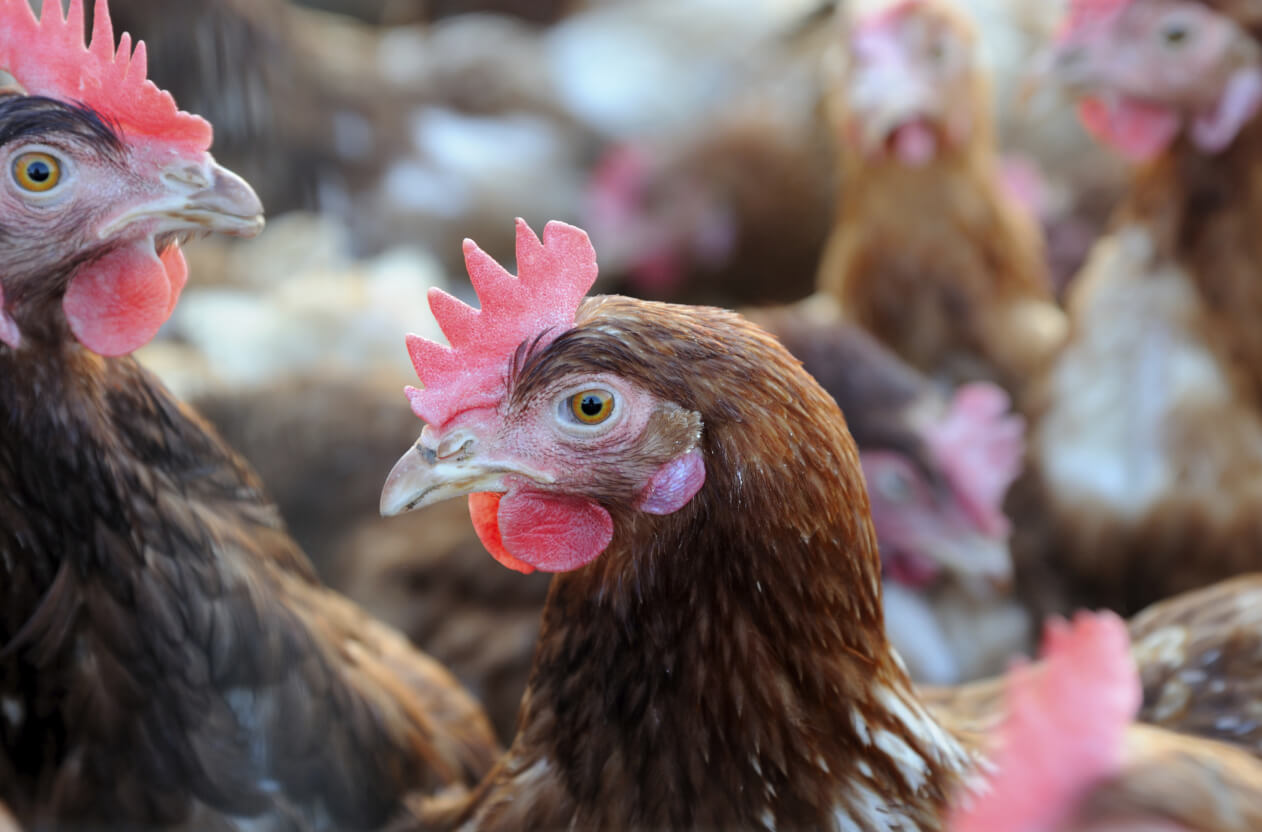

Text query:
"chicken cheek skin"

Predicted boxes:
[[63, 242, 188, 357], [468, 490, 613, 574]]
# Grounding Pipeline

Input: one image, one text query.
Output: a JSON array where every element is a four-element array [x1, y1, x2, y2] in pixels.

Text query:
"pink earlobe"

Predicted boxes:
[[0, 285, 21, 349], [636, 450, 706, 516]]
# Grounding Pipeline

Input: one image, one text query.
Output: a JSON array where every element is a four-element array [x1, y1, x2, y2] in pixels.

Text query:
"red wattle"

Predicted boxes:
[[468, 489, 614, 574], [63, 241, 184, 356], [1077, 96, 1180, 163], [469, 492, 536, 575]]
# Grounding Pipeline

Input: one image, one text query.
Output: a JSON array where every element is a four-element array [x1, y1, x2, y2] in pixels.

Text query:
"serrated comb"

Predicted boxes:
[[0, 0, 211, 153], [405, 219, 599, 427]]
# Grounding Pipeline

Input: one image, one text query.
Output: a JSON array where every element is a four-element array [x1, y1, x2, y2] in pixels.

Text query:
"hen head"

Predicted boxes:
[[1050, 0, 1262, 161], [380, 219, 709, 575], [0, 0, 263, 356], [865, 382, 1023, 592], [840, 0, 983, 165]]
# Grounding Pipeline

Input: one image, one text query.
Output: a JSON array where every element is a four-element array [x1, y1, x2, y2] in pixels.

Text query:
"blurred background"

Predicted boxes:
[[54, 0, 1124, 743]]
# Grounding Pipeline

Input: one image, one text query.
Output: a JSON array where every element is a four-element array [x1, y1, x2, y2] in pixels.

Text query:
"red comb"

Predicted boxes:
[[406, 219, 599, 427], [925, 383, 1025, 538], [1060, 0, 1132, 39], [856, 0, 923, 31], [0, 0, 211, 154], [949, 611, 1140, 832]]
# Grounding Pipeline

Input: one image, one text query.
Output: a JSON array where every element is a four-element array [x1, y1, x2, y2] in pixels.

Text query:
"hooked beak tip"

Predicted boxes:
[[187, 161, 265, 238], [380, 444, 430, 517]]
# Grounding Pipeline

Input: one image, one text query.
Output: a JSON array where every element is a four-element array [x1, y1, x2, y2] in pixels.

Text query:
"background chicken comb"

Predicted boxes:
[[406, 219, 599, 427], [0, 0, 211, 154], [925, 383, 1024, 538], [1061, 0, 1132, 38], [949, 610, 1141, 832]]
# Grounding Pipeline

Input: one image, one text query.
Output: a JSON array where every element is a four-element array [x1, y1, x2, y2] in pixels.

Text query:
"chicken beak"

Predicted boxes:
[[1016, 48, 1056, 111], [97, 155, 265, 240], [924, 533, 1014, 596], [379, 432, 552, 517]]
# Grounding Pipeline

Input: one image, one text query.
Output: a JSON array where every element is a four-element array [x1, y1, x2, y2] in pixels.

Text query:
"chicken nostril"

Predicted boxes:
[[163, 164, 210, 190], [435, 433, 476, 461], [1054, 45, 1087, 70]]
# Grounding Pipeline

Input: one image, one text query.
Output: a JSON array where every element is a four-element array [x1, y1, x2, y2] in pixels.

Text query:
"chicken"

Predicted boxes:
[[374, 217, 1262, 829], [191, 317, 1020, 736], [948, 611, 1262, 831], [820, 0, 1066, 395], [1010, 0, 1262, 617], [749, 300, 1030, 684], [0, 2, 497, 828]]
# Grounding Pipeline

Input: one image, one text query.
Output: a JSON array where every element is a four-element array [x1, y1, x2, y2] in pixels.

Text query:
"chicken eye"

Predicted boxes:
[[568, 390, 615, 425], [12, 152, 61, 193], [1161, 21, 1192, 47], [878, 470, 915, 503]]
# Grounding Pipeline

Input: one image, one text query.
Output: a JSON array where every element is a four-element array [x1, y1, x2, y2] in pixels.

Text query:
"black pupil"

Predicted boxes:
[[26, 160, 50, 183], [1165, 26, 1187, 43], [580, 395, 605, 417]]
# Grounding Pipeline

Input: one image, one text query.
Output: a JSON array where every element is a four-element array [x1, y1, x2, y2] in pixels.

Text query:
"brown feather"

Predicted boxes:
[[0, 344, 499, 830]]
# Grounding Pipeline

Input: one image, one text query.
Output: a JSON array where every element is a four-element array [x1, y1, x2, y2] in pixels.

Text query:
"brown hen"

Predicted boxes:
[[378, 218, 1262, 830], [820, 0, 1066, 396], [0, 3, 497, 829], [1011, 0, 1262, 617]]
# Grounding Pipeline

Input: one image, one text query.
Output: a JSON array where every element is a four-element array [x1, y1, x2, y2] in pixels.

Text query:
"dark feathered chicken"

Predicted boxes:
[[192, 374, 552, 744], [379, 219, 1262, 829], [0, 2, 496, 828]]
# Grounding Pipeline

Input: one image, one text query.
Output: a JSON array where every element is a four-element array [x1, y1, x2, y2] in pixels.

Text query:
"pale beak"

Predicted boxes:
[[923, 533, 1014, 596], [379, 432, 552, 517], [1016, 48, 1057, 111], [98, 155, 265, 240]]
